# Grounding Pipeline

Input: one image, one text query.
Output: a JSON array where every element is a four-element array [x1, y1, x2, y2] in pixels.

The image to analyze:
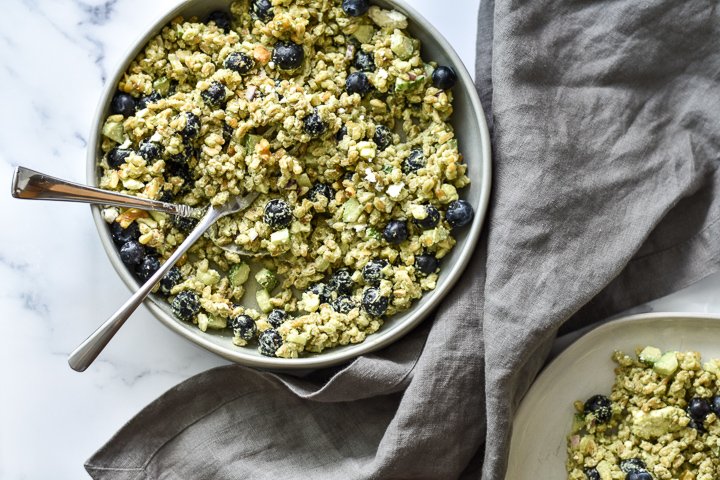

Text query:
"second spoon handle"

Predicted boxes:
[[67, 206, 221, 372], [11, 166, 197, 218]]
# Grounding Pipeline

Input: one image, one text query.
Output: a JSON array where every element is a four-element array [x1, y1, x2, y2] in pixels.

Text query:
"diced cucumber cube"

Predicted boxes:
[[255, 268, 277, 291], [353, 25, 375, 43], [653, 351, 678, 376], [390, 32, 413, 59], [639, 346, 662, 365], [395, 76, 426, 92], [256, 288, 273, 313], [228, 263, 250, 287], [342, 197, 362, 223], [270, 228, 290, 246], [152, 76, 170, 96], [102, 120, 126, 144]]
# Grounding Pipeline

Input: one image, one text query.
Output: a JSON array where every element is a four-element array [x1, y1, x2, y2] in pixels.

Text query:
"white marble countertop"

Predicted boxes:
[[0, 1, 718, 478]]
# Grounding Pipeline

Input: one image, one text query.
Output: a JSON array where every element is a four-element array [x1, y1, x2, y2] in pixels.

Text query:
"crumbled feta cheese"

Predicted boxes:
[[248, 228, 258, 241], [365, 168, 377, 183], [387, 182, 404, 198]]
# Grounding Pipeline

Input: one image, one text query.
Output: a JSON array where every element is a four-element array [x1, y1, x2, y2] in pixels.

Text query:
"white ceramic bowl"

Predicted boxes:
[[87, 0, 492, 369]]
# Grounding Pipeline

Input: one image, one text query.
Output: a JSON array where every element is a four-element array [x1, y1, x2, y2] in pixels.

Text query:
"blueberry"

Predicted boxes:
[[135, 255, 160, 281], [415, 254, 439, 275], [272, 41, 304, 70], [119, 240, 145, 267], [159, 190, 174, 203], [354, 50, 375, 72], [346, 71, 372, 96], [414, 205, 440, 229], [620, 459, 646, 474], [171, 291, 200, 322], [251, 0, 273, 22], [342, 0, 370, 16], [306, 183, 335, 202], [361, 287, 389, 317], [307, 282, 331, 304], [180, 112, 201, 140], [362, 259, 388, 285], [206, 10, 232, 32], [584, 468, 600, 480], [229, 314, 256, 340], [107, 147, 132, 168], [689, 417, 706, 433], [335, 125, 348, 141], [159, 266, 182, 295], [263, 199, 293, 229], [329, 268, 354, 295], [627, 472, 653, 480], [172, 215, 198, 234], [258, 329, 283, 356], [110, 92, 136, 117], [712, 396, 720, 416], [166, 160, 193, 185], [267, 309, 288, 328], [201, 81, 226, 107], [222, 123, 234, 146], [446, 200, 474, 228], [224, 52, 255, 74], [331, 295, 356, 314], [383, 220, 408, 245], [373, 125, 392, 151], [583, 395, 612, 424], [687, 397, 712, 422], [432, 65, 457, 90], [110, 222, 140, 245], [403, 148, 425, 173], [136, 91, 161, 110], [303, 109, 327, 136], [139, 140, 162, 161]]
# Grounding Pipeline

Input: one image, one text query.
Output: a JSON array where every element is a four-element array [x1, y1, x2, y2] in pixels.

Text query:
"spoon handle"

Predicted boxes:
[[67, 207, 220, 372], [11, 166, 197, 218]]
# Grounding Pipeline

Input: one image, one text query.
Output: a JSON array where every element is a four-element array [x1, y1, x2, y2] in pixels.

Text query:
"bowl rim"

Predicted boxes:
[[87, 0, 492, 369]]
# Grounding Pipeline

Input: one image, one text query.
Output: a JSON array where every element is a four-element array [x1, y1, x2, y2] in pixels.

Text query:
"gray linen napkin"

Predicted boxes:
[[86, 0, 720, 478]]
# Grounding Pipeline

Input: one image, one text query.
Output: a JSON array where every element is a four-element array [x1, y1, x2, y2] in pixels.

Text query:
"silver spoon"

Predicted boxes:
[[11, 166, 263, 256], [66, 191, 259, 371]]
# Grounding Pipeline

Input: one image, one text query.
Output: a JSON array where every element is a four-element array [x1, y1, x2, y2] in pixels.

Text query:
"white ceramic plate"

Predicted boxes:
[[505, 312, 720, 479]]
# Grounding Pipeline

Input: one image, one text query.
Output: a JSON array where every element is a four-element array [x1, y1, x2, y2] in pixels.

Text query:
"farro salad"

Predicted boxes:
[[98, 0, 473, 358], [567, 347, 720, 480]]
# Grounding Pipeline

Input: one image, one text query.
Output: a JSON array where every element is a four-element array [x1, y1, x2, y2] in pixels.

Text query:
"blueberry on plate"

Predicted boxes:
[[361, 287, 389, 317], [206, 10, 232, 32], [160, 266, 182, 295], [620, 458, 646, 473], [258, 329, 283, 356], [306, 183, 335, 202], [712, 396, 720, 416], [229, 314, 256, 340], [119, 240, 145, 267], [346, 71, 372, 96], [331, 295, 356, 314], [224, 51, 255, 74], [272, 41, 304, 70], [354, 50, 375, 72], [180, 112, 201, 140], [342, 0, 370, 17], [303, 109, 327, 136], [383, 220, 408, 245], [403, 148, 425, 173], [307, 282, 331, 304], [373, 125, 392, 151], [267, 309, 288, 328], [583, 394, 612, 424], [446, 200, 474, 228], [110, 222, 140, 245], [414, 205, 440, 229], [335, 125, 348, 141], [626, 472, 653, 480], [415, 254, 439, 276], [107, 147, 132, 168], [171, 291, 200, 322], [135, 255, 160, 282], [110, 92, 136, 117], [687, 397, 712, 422], [263, 199, 293, 229], [328, 268, 354, 295], [432, 65, 457, 90], [201, 81, 226, 107], [138, 139, 162, 161], [251, 0, 273, 22], [583, 467, 600, 480], [136, 91, 161, 110], [362, 258, 388, 285]]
